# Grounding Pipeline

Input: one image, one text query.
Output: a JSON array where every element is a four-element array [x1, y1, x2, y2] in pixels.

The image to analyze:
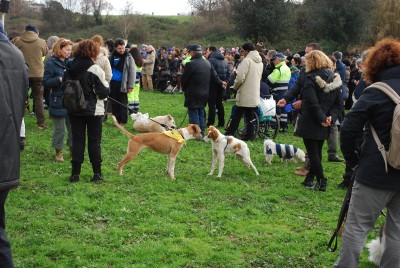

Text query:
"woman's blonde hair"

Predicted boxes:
[[305, 50, 333, 73], [91, 34, 104, 47], [52, 38, 73, 58]]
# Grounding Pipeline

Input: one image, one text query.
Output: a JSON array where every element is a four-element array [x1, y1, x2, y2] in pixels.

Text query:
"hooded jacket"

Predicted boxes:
[[341, 65, 400, 190], [14, 30, 48, 77], [295, 68, 343, 140], [96, 47, 112, 83], [0, 25, 29, 191], [233, 50, 263, 107], [64, 56, 110, 116]]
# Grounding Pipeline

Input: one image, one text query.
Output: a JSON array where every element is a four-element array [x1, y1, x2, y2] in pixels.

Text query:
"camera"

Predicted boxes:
[[0, 0, 10, 14]]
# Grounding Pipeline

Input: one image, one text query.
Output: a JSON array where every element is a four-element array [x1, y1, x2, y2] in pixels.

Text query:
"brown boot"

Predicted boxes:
[[55, 149, 64, 163], [295, 166, 309, 176]]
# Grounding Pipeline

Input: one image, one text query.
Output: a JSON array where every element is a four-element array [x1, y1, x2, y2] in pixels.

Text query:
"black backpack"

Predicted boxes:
[[62, 79, 87, 112]]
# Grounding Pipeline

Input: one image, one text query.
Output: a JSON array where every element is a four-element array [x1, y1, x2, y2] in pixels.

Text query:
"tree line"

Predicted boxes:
[[6, 0, 400, 52]]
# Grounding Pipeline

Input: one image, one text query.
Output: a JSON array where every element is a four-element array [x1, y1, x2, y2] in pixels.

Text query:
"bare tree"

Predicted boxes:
[[59, 0, 80, 13], [120, 1, 134, 40], [80, 0, 92, 28], [91, 0, 112, 25]]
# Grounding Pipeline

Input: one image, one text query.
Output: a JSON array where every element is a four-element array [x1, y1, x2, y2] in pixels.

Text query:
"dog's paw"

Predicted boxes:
[[207, 172, 213, 176]]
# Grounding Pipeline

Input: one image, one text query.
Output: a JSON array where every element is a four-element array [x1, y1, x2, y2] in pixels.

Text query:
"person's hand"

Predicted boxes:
[[222, 81, 227, 89], [292, 100, 302, 109], [128, 88, 133, 93], [277, 99, 286, 107], [321, 116, 332, 127]]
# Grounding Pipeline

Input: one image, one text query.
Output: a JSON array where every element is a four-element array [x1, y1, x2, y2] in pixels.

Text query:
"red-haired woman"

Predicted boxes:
[[334, 38, 400, 268], [64, 40, 110, 183]]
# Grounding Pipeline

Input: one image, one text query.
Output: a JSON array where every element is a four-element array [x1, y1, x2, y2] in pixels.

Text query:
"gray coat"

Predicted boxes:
[[0, 35, 29, 191]]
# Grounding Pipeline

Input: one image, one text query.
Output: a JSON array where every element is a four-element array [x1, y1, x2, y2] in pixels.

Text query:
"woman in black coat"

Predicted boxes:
[[294, 50, 343, 191]]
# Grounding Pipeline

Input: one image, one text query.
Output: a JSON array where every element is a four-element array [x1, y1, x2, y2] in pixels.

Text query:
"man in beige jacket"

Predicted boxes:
[[142, 45, 156, 91], [15, 24, 48, 129], [225, 43, 263, 141]]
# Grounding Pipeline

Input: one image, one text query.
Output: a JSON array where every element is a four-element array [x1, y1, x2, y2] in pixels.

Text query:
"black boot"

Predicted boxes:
[[307, 177, 327, 191], [301, 175, 314, 187]]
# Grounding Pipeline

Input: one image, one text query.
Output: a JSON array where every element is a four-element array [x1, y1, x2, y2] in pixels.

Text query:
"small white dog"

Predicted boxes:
[[264, 139, 306, 164], [204, 126, 259, 178], [131, 112, 176, 133], [366, 224, 385, 266]]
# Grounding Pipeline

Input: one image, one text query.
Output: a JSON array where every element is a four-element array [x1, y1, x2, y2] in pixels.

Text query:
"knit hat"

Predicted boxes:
[[25, 24, 38, 34]]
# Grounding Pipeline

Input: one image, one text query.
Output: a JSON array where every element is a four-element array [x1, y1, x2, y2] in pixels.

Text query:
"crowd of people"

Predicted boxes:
[[1, 20, 400, 267]]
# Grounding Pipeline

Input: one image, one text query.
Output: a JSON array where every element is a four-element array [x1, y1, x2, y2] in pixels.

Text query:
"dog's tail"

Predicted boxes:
[[112, 116, 135, 138]]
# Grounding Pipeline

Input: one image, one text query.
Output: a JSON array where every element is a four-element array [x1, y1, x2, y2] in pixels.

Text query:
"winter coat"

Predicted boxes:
[[341, 65, 400, 190], [64, 56, 110, 116], [109, 51, 135, 93], [233, 50, 263, 107], [43, 56, 68, 118], [142, 51, 156, 75], [14, 30, 48, 77], [96, 47, 112, 82], [208, 51, 230, 82], [0, 35, 29, 191], [295, 68, 343, 140], [182, 53, 211, 108]]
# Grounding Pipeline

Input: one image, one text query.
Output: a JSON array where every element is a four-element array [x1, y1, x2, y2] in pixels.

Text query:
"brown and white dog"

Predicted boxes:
[[366, 223, 386, 266], [204, 126, 259, 178], [131, 112, 176, 133], [113, 116, 201, 180]]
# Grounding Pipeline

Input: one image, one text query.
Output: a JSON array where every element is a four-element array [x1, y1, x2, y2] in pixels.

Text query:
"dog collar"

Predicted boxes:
[[163, 129, 186, 144]]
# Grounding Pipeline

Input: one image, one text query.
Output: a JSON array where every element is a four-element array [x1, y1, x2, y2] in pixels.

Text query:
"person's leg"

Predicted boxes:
[[225, 106, 245, 136], [0, 191, 13, 268], [142, 74, 149, 90], [110, 81, 122, 124], [328, 124, 343, 161], [303, 138, 325, 188], [198, 108, 206, 135], [334, 182, 397, 268], [207, 89, 217, 126], [69, 115, 86, 178], [52, 117, 66, 162], [380, 190, 400, 268], [244, 107, 256, 140], [30, 77, 46, 127], [216, 88, 225, 127], [86, 116, 103, 180], [65, 116, 73, 149], [188, 108, 200, 134], [119, 92, 128, 125], [146, 74, 154, 91]]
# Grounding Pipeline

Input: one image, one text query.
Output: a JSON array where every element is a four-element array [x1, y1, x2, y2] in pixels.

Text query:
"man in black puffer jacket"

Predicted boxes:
[[205, 46, 229, 127]]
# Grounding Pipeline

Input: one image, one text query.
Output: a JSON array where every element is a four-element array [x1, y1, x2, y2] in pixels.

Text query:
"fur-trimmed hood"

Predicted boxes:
[[315, 73, 342, 93]]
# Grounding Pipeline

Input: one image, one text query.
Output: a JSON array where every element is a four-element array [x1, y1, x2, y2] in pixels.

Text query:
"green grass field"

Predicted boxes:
[[10, 91, 380, 267]]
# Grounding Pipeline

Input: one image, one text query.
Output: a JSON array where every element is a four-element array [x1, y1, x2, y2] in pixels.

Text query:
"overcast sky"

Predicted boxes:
[[108, 0, 192, 16]]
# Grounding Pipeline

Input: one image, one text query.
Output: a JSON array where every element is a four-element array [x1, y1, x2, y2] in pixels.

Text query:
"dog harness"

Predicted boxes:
[[266, 144, 297, 159], [224, 136, 233, 151], [163, 129, 186, 144]]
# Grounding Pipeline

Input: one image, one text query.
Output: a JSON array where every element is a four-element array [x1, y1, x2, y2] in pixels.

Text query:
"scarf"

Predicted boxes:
[[163, 130, 186, 144], [110, 50, 127, 73]]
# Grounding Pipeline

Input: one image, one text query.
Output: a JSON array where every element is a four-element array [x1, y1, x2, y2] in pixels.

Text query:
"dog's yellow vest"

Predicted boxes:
[[163, 130, 186, 144]]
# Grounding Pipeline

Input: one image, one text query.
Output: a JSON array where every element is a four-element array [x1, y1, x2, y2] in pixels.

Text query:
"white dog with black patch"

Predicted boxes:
[[264, 139, 306, 164]]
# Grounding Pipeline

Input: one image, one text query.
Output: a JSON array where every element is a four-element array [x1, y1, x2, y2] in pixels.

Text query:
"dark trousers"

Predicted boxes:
[[188, 108, 206, 135], [225, 106, 257, 139], [0, 191, 13, 268], [207, 87, 225, 127], [303, 138, 324, 180], [69, 115, 103, 175], [110, 81, 128, 125], [272, 90, 288, 128], [29, 77, 45, 125]]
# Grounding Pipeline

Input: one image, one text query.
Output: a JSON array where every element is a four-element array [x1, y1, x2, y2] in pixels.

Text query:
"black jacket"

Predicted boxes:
[[341, 65, 400, 190], [182, 53, 211, 108], [64, 56, 110, 116], [295, 68, 343, 140], [0, 36, 28, 191]]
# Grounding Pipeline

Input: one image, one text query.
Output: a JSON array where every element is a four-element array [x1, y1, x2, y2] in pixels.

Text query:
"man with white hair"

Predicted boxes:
[[142, 45, 156, 91]]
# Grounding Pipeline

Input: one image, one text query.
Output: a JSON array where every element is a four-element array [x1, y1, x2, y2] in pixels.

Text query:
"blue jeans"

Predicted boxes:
[[188, 108, 206, 135]]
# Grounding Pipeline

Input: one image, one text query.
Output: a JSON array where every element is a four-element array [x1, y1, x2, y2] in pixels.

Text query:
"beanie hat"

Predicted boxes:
[[187, 44, 202, 52], [274, 53, 286, 60], [25, 24, 38, 34]]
